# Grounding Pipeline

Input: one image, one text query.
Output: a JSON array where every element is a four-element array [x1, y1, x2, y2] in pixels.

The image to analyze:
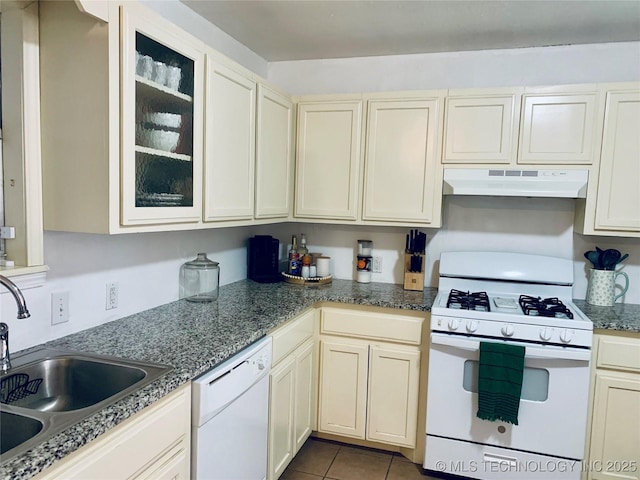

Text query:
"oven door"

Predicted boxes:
[[426, 332, 591, 460]]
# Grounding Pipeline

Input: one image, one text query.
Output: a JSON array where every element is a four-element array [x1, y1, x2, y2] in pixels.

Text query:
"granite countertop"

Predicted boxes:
[[574, 300, 640, 333], [3, 279, 638, 479], [1, 279, 438, 480]]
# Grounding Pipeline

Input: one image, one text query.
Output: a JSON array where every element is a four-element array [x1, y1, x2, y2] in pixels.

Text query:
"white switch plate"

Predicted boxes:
[[106, 282, 118, 310], [51, 291, 70, 325]]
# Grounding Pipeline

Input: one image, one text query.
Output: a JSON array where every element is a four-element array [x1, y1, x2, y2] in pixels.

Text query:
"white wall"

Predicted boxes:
[[268, 41, 640, 94], [139, 0, 268, 77], [1, 227, 254, 352], [261, 198, 640, 306]]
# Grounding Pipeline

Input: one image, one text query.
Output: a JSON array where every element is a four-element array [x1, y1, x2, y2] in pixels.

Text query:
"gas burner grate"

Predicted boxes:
[[447, 289, 491, 312], [518, 295, 574, 319]]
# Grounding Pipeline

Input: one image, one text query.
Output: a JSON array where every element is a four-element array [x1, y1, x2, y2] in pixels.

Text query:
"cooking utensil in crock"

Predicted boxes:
[[600, 249, 621, 270], [584, 250, 602, 270]]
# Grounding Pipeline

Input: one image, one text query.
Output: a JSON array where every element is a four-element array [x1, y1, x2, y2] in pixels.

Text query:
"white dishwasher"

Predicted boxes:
[[191, 336, 272, 480]]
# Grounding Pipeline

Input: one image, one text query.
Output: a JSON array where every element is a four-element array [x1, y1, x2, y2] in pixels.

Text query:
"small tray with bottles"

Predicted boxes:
[[281, 272, 332, 285]]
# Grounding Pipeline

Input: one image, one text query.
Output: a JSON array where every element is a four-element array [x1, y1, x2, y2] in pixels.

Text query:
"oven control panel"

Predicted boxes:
[[431, 315, 593, 348]]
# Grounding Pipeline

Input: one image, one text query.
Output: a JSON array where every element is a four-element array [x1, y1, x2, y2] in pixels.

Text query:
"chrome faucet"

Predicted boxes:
[[0, 274, 31, 373]]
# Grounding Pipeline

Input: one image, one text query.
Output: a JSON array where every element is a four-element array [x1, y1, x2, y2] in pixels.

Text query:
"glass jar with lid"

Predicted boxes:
[[180, 253, 220, 302]]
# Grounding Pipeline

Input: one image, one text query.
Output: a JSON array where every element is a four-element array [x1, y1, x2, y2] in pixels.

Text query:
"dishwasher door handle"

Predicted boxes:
[[208, 360, 249, 385]]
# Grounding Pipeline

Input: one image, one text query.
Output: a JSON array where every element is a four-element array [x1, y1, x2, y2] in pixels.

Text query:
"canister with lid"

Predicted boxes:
[[180, 253, 220, 302]]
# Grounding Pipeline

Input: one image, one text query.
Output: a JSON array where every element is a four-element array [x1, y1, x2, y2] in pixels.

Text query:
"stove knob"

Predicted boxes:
[[501, 324, 515, 337], [560, 329, 574, 344], [448, 319, 460, 331], [540, 327, 553, 341], [466, 320, 479, 333]]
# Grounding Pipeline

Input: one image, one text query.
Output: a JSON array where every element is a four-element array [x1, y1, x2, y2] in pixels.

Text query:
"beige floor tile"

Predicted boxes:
[[286, 439, 340, 476], [393, 452, 411, 463], [325, 449, 392, 480], [338, 444, 394, 461], [280, 469, 324, 480], [386, 457, 432, 480]]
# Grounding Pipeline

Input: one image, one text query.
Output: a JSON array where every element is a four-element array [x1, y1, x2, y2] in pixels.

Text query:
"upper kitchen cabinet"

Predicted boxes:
[[441, 84, 604, 167], [362, 93, 444, 225], [294, 92, 444, 226], [40, 2, 293, 234], [442, 88, 522, 164], [576, 83, 640, 237], [121, 4, 204, 226], [204, 59, 256, 222], [41, 1, 205, 233], [255, 85, 294, 219], [295, 99, 364, 220], [518, 85, 602, 165]]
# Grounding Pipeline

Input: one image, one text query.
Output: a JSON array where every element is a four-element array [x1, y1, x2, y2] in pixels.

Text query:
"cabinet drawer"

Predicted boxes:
[[321, 307, 423, 345], [597, 335, 640, 373], [270, 309, 316, 366]]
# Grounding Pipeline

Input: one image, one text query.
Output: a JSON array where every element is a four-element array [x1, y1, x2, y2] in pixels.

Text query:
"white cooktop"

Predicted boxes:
[[432, 252, 594, 347]]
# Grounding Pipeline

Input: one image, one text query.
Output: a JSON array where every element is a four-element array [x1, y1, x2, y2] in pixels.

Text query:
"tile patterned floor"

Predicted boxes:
[[281, 437, 441, 480]]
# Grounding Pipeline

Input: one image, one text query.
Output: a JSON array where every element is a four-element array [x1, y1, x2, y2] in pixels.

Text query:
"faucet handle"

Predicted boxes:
[[0, 322, 11, 373]]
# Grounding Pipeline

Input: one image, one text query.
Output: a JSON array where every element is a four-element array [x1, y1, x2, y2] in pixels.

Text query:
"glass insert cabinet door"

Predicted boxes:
[[120, 4, 204, 226]]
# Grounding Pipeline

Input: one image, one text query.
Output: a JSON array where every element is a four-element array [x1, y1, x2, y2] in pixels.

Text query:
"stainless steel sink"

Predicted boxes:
[[0, 347, 172, 463], [0, 411, 44, 455], [4, 357, 148, 412]]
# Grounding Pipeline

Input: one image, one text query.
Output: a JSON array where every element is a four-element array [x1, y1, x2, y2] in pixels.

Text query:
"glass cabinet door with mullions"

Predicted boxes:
[[120, 4, 204, 226]]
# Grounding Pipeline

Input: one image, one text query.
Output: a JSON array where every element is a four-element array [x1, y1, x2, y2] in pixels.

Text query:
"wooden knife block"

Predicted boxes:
[[403, 253, 425, 291]]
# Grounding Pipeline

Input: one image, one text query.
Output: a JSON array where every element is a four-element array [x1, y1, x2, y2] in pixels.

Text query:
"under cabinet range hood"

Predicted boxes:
[[443, 168, 589, 198]]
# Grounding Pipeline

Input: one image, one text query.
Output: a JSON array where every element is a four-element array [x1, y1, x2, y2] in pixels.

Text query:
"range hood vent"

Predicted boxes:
[[443, 168, 588, 198]]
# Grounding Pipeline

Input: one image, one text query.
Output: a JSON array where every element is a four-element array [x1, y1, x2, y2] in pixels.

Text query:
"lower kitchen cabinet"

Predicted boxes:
[[317, 306, 423, 449], [318, 339, 369, 439], [588, 333, 640, 480], [33, 383, 191, 480], [268, 309, 317, 480], [367, 345, 420, 446]]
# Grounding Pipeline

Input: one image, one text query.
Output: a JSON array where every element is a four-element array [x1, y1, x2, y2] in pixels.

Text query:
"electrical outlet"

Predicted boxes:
[[372, 256, 382, 273], [51, 291, 70, 325], [0, 226, 16, 239], [106, 282, 118, 310]]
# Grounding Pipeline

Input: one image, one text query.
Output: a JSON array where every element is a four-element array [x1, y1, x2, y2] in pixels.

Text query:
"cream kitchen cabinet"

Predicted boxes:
[[41, 1, 205, 233], [442, 88, 522, 164], [267, 309, 317, 480], [587, 333, 640, 480], [518, 85, 602, 165], [576, 84, 640, 237], [318, 306, 423, 448], [295, 99, 364, 220], [204, 58, 256, 221], [255, 85, 294, 219], [33, 384, 191, 480], [362, 94, 444, 224], [294, 92, 445, 226], [40, 1, 293, 234], [441, 84, 603, 167], [120, 4, 205, 226]]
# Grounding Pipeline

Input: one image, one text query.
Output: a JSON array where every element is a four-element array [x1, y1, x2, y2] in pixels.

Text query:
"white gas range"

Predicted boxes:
[[424, 251, 593, 480]]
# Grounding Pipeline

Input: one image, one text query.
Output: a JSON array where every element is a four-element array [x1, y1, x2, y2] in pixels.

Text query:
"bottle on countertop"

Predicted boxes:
[[288, 235, 300, 276], [299, 233, 309, 257]]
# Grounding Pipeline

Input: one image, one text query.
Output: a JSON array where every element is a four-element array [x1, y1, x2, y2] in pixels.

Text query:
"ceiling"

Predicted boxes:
[[180, 0, 640, 62]]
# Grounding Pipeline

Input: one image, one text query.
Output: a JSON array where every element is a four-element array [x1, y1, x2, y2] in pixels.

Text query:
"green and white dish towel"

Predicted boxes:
[[476, 341, 525, 425]]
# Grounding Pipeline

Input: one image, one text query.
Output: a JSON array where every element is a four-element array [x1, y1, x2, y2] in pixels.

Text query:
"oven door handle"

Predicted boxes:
[[430, 333, 592, 362]]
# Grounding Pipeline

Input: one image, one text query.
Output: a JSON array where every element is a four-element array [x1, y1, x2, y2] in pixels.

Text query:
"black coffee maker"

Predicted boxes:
[[248, 235, 281, 283]]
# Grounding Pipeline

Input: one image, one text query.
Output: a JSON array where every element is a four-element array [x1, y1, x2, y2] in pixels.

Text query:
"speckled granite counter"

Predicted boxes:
[[1, 279, 438, 480], [574, 300, 640, 333]]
